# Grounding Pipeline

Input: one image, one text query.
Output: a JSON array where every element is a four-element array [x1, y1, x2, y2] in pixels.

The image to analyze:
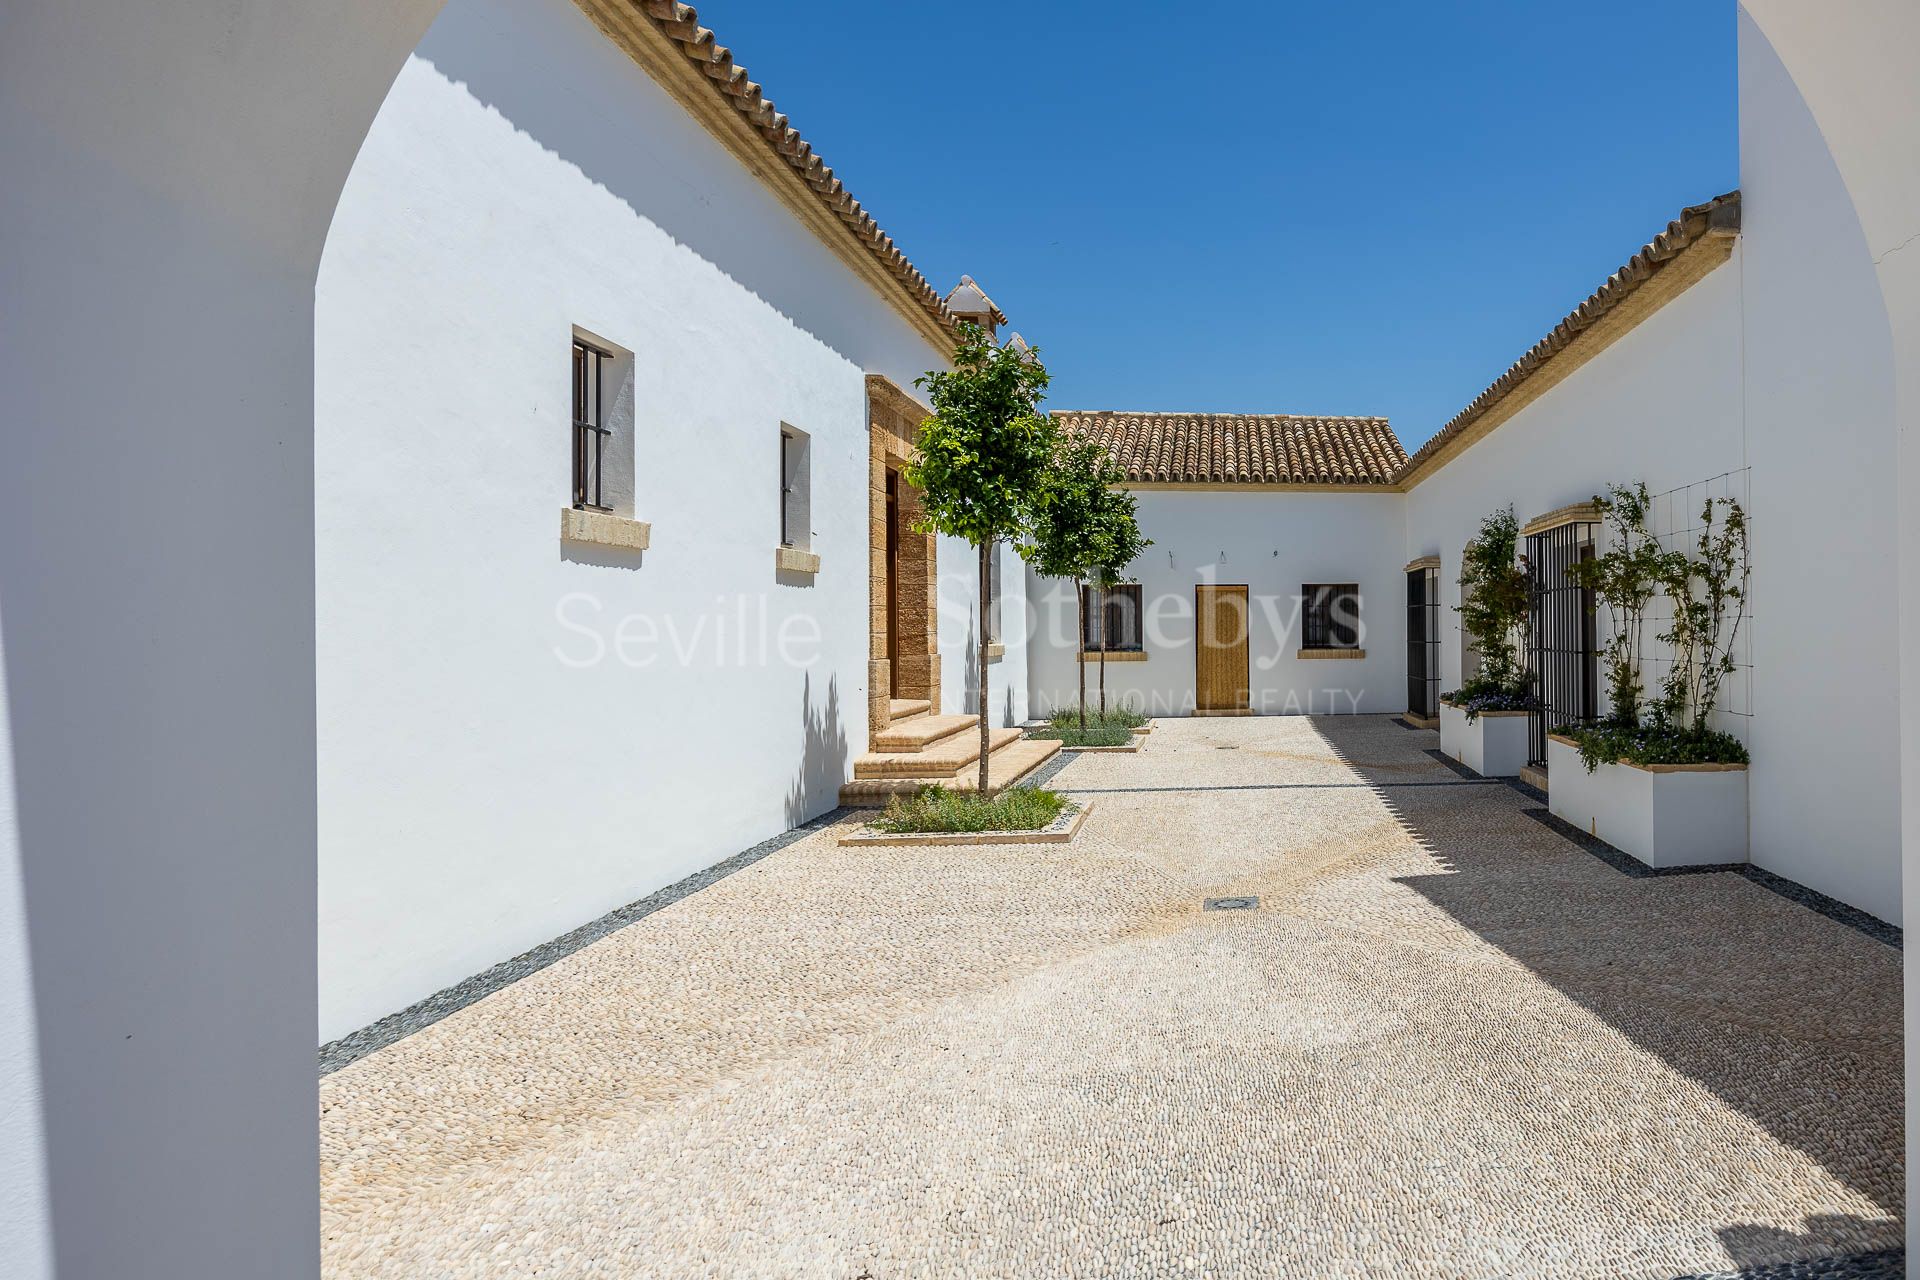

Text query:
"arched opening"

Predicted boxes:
[[0, 3, 445, 1274], [2, 2, 1915, 1275]]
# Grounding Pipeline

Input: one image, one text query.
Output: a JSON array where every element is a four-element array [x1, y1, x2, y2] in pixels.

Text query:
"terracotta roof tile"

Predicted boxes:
[[1055, 412, 1407, 487]]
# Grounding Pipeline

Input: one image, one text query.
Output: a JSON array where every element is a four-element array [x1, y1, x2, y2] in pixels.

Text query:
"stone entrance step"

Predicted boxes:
[[838, 737, 1062, 807], [855, 726, 1023, 778], [873, 713, 977, 753], [886, 698, 931, 723]]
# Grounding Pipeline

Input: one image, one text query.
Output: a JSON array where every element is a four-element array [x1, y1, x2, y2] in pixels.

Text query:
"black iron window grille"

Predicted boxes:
[[779, 429, 795, 546], [571, 338, 612, 511], [1303, 584, 1361, 648], [1080, 583, 1143, 651], [1526, 521, 1599, 767], [988, 544, 1003, 644], [1406, 567, 1440, 717]]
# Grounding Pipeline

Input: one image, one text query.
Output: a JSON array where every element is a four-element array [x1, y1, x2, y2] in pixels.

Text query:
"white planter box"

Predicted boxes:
[[1546, 736, 1748, 869], [1438, 703, 1531, 777]]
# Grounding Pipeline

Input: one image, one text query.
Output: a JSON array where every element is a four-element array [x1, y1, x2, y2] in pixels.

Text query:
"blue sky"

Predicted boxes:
[[707, 0, 1737, 453]]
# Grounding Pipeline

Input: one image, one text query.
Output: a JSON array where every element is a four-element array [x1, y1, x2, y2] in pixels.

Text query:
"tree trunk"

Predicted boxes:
[[1076, 579, 1087, 732], [1097, 580, 1108, 716], [978, 540, 992, 794]]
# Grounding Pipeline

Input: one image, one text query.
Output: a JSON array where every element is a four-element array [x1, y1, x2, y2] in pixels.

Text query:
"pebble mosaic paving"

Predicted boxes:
[[320, 715, 1902, 1278]]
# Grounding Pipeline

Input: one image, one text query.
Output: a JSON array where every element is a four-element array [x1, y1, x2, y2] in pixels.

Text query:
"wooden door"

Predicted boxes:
[[884, 470, 900, 695], [1195, 585, 1251, 712]]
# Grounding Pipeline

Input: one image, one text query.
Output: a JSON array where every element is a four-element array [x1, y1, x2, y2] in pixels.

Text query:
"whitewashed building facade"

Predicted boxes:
[[314, 0, 1036, 1039], [2, 0, 1917, 1274], [1029, 12, 1900, 924]]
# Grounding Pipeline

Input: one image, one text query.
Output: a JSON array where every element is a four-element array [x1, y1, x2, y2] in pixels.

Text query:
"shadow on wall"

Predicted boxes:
[[783, 674, 845, 828], [411, 0, 920, 369], [559, 542, 643, 571], [961, 621, 980, 715], [1308, 716, 1905, 1224]]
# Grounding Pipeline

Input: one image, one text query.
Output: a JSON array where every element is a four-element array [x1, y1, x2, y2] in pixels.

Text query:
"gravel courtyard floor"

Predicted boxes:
[[320, 715, 1903, 1279]]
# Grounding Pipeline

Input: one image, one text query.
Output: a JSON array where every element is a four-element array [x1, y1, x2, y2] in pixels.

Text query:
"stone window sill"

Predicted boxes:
[[775, 545, 821, 574], [1079, 649, 1147, 662], [562, 507, 650, 551], [1298, 647, 1365, 660], [985, 642, 1006, 661]]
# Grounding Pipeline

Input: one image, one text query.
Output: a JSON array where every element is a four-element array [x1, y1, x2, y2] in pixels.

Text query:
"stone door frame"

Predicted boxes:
[[866, 375, 940, 735]]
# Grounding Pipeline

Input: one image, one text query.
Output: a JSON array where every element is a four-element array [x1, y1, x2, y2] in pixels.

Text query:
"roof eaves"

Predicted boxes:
[[584, 1, 961, 351], [1395, 190, 1741, 488]]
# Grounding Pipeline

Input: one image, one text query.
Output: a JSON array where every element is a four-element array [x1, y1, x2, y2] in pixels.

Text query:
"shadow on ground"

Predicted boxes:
[[1313, 715, 1903, 1229]]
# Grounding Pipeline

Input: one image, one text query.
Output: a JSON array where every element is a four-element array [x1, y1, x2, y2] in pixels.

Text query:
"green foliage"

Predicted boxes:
[[1556, 720, 1750, 773], [1017, 432, 1151, 725], [1654, 497, 1749, 733], [1552, 488, 1751, 769], [873, 785, 1070, 834], [1440, 676, 1534, 723], [1565, 483, 1665, 724], [1087, 481, 1151, 590], [1027, 724, 1133, 747], [1455, 506, 1532, 696], [1044, 705, 1147, 731], [1020, 439, 1117, 580], [1029, 705, 1144, 746], [904, 325, 1058, 547], [907, 325, 1059, 788]]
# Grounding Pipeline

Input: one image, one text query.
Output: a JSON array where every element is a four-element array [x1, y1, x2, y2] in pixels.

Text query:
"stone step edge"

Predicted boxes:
[[853, 726, 1024, 778], [871, 713, 979, 752], [838, 738, 1062, 806]]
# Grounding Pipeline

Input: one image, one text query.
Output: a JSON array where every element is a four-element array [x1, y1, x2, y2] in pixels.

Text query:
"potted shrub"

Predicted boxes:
[[1439, 506, 1534, 777], [1550, 491, 1750, 868]]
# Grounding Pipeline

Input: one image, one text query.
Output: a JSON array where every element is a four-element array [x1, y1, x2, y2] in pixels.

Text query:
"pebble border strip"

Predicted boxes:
[[1424, 749, 1900, 951], [319, 805, 851, 1074], [1671, 1248, 1904, 1279], [1523, 807, 1902, 949], [322, 751, 1084, 1073]]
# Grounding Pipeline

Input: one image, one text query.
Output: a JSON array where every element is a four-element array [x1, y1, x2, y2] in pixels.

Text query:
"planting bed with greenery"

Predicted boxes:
[[1555, 483, 1751, 773], [1555, 720, 1749, 772], [873, 785, 1071, 834], [1028, 706, 1147, 747], [1440, 676, 1535, 722]]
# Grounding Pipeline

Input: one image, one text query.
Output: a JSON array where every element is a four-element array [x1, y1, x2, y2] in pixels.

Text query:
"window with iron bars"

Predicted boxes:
[[1080, 583, 1143, 651], [1303, 583, 1361, 648], [571, 338, 612, 510], [780, 429, 796, 546], [988, 544, 1003, 644]]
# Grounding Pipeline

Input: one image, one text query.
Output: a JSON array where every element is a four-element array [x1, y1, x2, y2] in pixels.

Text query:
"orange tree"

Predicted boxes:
[[905, 325, 1058, 791]]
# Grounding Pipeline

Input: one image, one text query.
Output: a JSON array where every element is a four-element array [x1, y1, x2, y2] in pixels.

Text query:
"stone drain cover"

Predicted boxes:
[[1203, 896, 1260, 912]]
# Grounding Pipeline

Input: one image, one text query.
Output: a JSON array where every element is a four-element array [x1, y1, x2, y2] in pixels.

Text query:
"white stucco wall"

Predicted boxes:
[[1026, 490, 1408, 717], [1736, 10, 1902, 921], [1400, 62, 1904, 923], [315, 0, 973, 1039], [1733, 1, 1920, 1260], [2, 0, 443, 1274], [938, 538, 1033, 728], [1401, 257, 1749, 717]]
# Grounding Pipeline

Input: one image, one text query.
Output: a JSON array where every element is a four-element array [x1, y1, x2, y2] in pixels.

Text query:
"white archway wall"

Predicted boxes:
[[0, 2, 442, 1276], [2, 2, 1914, 1276], [1735, 2, 1920, 1270]]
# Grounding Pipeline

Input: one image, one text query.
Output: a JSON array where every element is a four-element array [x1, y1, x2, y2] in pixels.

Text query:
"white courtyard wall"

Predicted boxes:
[[1734, 11, 1902, 923], [1026, 490, 1406, 717], [314, 0, 975, 1040], [1400, 258, 1748, 726], [1400, 31, 1903, 923], [938, 537, 1032, 729]]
